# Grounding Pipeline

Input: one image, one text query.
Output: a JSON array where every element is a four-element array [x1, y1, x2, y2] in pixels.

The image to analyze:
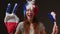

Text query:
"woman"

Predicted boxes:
[[15, 2, 58, 34]]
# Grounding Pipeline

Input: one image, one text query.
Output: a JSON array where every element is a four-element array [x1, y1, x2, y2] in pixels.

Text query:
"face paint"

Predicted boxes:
[[4, 3, 19, 34], [6, 3, 11, 13], [12, 3, 18, 14], [48, 11, 56, 22]]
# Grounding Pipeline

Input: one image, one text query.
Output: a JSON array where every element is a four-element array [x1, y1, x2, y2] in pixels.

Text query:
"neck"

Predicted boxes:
[[28, 19, 33, 24]]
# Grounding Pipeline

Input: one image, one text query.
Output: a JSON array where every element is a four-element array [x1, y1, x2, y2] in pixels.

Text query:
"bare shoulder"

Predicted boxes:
[[19, 21, 24, 23], [19, 21, 24, 25], [16, 21, 24, 30], [17, 21, 24, 28]]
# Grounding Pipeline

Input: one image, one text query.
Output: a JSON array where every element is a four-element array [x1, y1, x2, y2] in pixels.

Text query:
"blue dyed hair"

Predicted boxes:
[[23, 2, 28, 16]]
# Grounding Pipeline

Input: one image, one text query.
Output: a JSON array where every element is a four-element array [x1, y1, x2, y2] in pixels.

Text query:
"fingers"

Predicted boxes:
[[6, 3, 18, 16], [53, 24, 58, 34], [55, 25, 58, 34], [12, 3, 18, 14], [6, 3, 11, 13], [5, 3, 11, 16]]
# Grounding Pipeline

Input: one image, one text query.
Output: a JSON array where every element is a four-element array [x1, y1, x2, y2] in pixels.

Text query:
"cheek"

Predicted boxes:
[[26, 10, 35, 17], [26, 11, 28, 14], [26, 11, 28, 16], [31, 11, 34, 16], [26, 11, 34, 15], [31, 11, 34, 15]]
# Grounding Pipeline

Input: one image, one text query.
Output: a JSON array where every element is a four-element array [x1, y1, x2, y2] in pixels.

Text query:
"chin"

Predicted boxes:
[[28, 18, 32, 20], [27, 17, 33, 20]]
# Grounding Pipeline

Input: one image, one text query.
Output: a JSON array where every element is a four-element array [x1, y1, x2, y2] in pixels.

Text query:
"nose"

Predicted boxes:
[[29, 10, 32, 14]]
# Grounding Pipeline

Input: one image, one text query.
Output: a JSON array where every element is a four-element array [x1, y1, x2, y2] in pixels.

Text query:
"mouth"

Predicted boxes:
[[28, 14, 33, 18]]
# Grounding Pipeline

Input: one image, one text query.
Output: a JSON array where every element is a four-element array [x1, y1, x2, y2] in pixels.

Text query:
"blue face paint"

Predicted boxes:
[[48, 13, 54, 22], [6, 3, 11, 13]]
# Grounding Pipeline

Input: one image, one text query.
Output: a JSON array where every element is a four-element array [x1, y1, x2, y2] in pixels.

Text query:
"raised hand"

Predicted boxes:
[[52, 22, 58, 34], [4, 3, 19, 34]]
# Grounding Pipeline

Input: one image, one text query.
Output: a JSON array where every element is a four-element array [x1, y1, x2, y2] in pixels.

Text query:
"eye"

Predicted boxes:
[[27, 10, 29, 11], [26, 9, 29, 11]]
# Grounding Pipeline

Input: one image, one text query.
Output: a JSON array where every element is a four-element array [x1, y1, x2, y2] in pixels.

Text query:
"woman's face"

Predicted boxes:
[[26, 8, 34, 20]]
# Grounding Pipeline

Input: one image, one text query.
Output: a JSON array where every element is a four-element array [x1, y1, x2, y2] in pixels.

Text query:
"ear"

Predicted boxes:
[[12, 3, 18, 14]]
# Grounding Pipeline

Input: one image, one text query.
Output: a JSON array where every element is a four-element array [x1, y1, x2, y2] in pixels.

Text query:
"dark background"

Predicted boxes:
[[0, 0, 60, 34]]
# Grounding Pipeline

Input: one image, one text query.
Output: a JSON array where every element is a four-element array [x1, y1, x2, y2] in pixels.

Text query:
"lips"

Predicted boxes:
[[28, 14, 33, 18]]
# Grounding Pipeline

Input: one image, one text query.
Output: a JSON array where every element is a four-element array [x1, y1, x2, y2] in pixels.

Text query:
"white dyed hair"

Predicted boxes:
[[27, 0, 35, 4], [26, 4, 35, 10], [26, 0, 35, 10]]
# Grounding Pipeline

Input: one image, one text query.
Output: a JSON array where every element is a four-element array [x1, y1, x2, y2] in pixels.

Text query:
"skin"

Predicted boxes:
[[26, 9, 34, 23]]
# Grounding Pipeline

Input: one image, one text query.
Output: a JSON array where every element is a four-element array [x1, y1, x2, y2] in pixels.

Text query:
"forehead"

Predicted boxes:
[[26, 5, 34, 10], [27, 0, 35, 2], [26, 8, 33, 11], [27, 0, 32, 1]]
